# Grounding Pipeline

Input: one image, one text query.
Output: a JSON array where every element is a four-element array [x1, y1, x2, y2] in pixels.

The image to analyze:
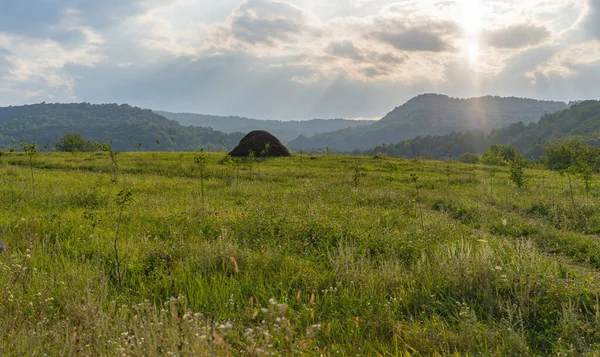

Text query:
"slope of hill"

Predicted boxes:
[[289, 94, 568, 151], [154, 111, 374, 143], [0, 103, 243, 151], [365, 100, 600, 159]]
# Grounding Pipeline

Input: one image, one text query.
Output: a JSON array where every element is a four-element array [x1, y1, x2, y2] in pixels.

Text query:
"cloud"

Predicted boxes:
[[482, 25, 551, 49], [325, 40, 364, 60], [0, 28, 104, 103], [1, 0, 599, 120], [373, 28, 454, 52], [579, 0, 600, 39], [0, 1, 177, 37], [229, 0, 321, 45]]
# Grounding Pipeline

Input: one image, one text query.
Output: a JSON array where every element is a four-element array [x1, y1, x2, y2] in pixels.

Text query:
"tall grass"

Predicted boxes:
[[1, 152, 600, 355]]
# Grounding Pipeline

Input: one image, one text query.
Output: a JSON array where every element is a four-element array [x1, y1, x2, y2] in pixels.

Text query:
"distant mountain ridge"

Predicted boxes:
[[0, 103, 243, 151], [364, 100, 600, 159], [288, 94, 568, 151], [154, 111, 373, 143]]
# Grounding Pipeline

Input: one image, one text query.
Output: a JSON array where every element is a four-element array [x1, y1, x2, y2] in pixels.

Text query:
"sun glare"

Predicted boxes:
[[467, 43, 480, 63], [461, 0, 484, 36], [460, 0, 483, 66]]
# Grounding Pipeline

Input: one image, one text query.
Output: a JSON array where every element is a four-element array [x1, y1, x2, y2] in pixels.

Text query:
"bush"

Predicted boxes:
[[55, 133, 93, 152], [458, 153, 479, 164], [509, 155, 527, 188], [481, 151, 505, 166], [543, 138, 600, 172], [481, 145, 525, 167]]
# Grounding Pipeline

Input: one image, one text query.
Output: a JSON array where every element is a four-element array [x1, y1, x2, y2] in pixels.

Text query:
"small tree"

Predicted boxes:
[[226, 155, 241, 190], [261, 143, 271, 160], [94, 142, 120, 183], [248, 151, 256, 179], [508, 154, 527, 188], [55, 133, 92, 152], [458, 153, 479, 164], [544, 138, 599, 192], [410, 173, 425, 231], [481, 145, 521, 166], [20, 141, 37, 195], [194, 149, 208, 208], [351, 157, 363, 190], [445, 145, 452, 185], [113, 188, 133, 288], [9, 140, 16, 156]]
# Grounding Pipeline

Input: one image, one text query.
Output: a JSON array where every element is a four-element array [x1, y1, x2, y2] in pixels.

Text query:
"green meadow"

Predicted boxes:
[[2, 151, 600, 356]]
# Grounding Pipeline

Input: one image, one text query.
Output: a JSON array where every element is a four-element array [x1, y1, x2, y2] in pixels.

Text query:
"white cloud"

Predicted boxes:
[[0, 5, 108, 103], [482, 25, 551, 49], [0, 0, 599, 119]]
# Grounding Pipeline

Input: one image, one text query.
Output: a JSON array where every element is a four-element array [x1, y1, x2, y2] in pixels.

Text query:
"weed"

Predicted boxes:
[[19, 141, 37, 195], [410, 173, 425, 231], [352, 157, 363, 190], [113, 187, 133, 288], [194, 149, 208, 208]]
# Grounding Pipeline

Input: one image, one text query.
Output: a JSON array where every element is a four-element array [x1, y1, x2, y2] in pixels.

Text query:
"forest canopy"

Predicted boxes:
[[0, 103, 243, 152]]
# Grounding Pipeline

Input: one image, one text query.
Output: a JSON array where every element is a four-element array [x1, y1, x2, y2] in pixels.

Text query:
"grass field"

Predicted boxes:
[[2, 151, 600, 356]]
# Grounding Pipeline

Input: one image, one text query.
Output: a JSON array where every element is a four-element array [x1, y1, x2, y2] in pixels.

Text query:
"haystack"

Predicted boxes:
[[229, 130, 291, 157]]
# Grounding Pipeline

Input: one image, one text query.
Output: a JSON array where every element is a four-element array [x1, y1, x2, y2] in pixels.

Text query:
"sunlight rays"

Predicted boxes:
[[461, 0, 484, 66]]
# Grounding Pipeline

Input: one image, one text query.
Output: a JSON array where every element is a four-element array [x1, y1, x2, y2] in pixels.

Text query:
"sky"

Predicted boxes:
[[1, 0, 599, 120]]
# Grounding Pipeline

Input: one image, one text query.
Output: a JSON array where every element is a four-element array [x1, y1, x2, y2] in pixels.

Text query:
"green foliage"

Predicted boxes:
[[55, 133, 93, 152], [194, 149, 209, 208], [20, 141, 37, 194], [95, 142, 120, 183], [113, 187, 134, 288], [458, 152, 480, 164], [508, 154, 527, 188], [291, 94, 566, 151], [363, 100, 600, 160], [544, 138, 600, 171], [0, 102, 243, 151], [481, 145, 522, 166], [157, 110, 373, 143], [544, 138, 600, 191], [3, 152, 600, 355]]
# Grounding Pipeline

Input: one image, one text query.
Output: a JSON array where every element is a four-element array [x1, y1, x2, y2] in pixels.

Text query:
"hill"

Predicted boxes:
[[289, 94, 568, 151], [365, 100, 600, 159], [154, 111, 373, 143], [0, 103, 243, 151]]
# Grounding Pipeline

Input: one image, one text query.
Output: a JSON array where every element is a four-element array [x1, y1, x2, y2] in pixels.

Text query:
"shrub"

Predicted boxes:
[[458, 153, 479, 164], [508, 154, 527, 188], [55, 133, 94, 152], [481, 145, 521, 166], [544, 138, 600, 190]]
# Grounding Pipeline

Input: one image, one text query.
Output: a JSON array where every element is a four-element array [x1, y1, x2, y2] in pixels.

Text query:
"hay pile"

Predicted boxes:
[[229, 130, 291, 157]]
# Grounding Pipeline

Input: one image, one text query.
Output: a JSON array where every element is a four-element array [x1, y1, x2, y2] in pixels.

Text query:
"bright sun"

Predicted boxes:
[[468, 43, 480, 63], [461, 0, 484, 64], [461, 0, 484, 36]]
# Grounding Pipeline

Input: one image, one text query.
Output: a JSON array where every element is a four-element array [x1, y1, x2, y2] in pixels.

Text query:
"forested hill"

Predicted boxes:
[[289, 94, 568, 151], [155, 111, 373, 143], [0, 103, 243, 151], [365, 100, 600, 159]]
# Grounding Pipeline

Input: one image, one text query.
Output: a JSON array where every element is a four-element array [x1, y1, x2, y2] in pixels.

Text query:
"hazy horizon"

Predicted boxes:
[[2, 0, 600, 120]]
